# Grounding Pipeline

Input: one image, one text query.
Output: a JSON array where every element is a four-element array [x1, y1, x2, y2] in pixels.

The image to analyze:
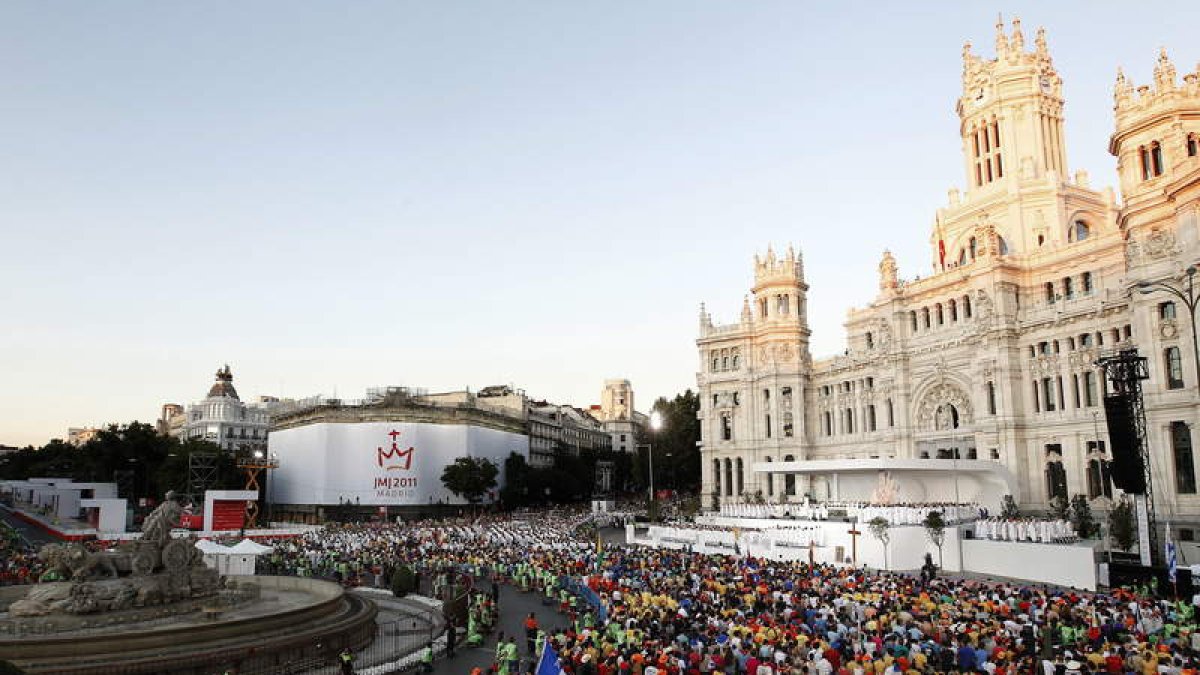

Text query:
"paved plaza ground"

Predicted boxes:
[[429, 582, 564, 675]]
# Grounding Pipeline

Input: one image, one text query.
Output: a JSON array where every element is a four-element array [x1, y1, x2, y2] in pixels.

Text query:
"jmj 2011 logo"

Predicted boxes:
[[377, 429, 414, 470]]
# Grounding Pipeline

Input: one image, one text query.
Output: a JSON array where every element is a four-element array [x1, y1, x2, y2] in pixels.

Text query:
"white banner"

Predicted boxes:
[[267, 422, 528, 506]]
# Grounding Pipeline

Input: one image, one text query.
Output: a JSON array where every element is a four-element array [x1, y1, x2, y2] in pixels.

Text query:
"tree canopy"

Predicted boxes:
[[0, 422, 240, 500], [440, 456, 499, 504]]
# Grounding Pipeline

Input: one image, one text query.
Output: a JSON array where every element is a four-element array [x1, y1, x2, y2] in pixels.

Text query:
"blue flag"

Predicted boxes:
[[1168, 539, 1178, 584], [536, 640, 564, 675], [1166, 521, 1178, 584]]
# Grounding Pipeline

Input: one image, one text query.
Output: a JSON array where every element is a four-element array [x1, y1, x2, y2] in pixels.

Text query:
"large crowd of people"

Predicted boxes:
[[251, 509, 1200, 674], [0, 519, 43, 585], [7, 502, 1200, 673]]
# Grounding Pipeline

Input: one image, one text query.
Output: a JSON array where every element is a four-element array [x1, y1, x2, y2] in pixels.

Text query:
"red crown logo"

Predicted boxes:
[[377, 429, 414, 470]]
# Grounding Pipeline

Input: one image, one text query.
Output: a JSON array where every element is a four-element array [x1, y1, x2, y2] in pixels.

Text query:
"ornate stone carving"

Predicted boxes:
[[916, 382, 973, 431], [1160, 319, 1180, 340], [878, 250, 898, 292], [875, 319, 893, 350], [1143, 229, 1178, 258], [775, 343, 794, 363], [1128, 228, 1180, 266], [8, 492, 220, 618]]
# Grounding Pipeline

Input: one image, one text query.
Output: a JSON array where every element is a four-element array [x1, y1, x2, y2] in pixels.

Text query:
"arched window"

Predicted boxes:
[[712, 459, 721, 495], [1086, 441, 1112, 499], [1166, 347, 1185, 389], [731, 354, 740, 370], [958, 249, 967, 266], [922, 307, 931, 329], [997, 236, 1009, 255], [1045, 445, 1067, 502], [969, 237, 977, 259], [963, 294, 972, 318], [948, 299, 958, 321], [910, 311, 918, 333], [935, 304, 944, 325], [736, 458, 744, 496], [724, 458, 733, 496], [1188, 133, 1198, 158], [1070, 220, 1090, 242]]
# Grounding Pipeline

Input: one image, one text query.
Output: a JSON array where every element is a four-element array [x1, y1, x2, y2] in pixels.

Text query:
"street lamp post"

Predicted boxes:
[[1137, 265, 1200, 391], [647, 411, 663, 512]]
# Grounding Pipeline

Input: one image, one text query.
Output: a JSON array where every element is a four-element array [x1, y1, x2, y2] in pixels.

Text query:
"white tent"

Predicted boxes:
[[194, 539, 265, 576], [229, 539, 273, 555]]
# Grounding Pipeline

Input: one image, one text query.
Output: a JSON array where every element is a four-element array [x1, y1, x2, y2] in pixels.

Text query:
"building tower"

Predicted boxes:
[[1110, 49, 1200, 242], [697, 245, 811, 507], [599, 379, 634, 421], [959, 17, 1065, 193]]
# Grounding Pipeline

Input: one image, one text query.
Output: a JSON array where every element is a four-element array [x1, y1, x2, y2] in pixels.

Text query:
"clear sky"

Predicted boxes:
[[2, 2, 1197, 447]]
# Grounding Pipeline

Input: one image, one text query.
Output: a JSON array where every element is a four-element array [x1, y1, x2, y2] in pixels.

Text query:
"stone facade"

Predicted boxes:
[[593, 379, 646, 454], [698, 21, 1200, 523], [173, 366, 273, 454]]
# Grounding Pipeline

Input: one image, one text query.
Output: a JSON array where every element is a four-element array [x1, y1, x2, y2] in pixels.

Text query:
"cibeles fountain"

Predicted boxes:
[[0, 492, 376, 674]]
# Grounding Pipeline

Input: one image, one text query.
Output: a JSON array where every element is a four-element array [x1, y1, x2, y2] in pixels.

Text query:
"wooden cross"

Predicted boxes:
[[847, 524, 863, 567]]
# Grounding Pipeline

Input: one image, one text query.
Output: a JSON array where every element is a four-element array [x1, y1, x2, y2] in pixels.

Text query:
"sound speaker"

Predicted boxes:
[[1105, 395, 1146, 494]]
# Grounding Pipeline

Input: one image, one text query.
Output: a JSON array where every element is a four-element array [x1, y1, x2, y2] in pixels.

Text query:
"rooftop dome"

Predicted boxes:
[[207, 364, 240, 400]]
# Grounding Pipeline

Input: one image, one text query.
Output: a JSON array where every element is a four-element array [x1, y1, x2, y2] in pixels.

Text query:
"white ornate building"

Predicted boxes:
[[698, 20, 1200, 525], [173, 365, 273, 454]]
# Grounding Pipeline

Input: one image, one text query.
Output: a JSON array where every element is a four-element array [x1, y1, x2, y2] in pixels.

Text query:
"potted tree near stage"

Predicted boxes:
[[868, 517, 891, 570], [923, 510, 947, 569]]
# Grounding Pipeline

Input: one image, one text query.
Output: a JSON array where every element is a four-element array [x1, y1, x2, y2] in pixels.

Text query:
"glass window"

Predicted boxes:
[[1166, 347, 1185, 389], [1160, 302, 1177, 320], [1173, 421, 1196, 494]]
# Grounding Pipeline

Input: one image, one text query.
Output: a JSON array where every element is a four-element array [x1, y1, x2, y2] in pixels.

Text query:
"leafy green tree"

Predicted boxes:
[[646, 390, 701, 492], [440, 457, 498, 504], [1048, 495, 1069, 520], [499, 452, 530, 508], [0, 423, 239, 501], [868, 516, 891, 569], [1109, 498, 1136, 552], [1001, 494, 1019, 519], [1070, 494, 1096, 538], [923, 510, 947, 567], [390, 565, 417, 597]]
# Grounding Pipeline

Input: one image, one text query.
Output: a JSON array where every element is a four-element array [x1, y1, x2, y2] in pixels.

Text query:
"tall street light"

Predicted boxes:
[[1137, 265, 1200, 391], [647, 411, 663, 509]]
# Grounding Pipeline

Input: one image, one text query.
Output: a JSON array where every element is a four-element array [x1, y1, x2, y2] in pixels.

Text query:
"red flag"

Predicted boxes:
[[935, 212, 946, 270]]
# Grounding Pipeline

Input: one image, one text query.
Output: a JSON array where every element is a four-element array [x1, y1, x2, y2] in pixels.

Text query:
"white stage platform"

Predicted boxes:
[[640, 515, 1099, 590], [752, 458, 1019, 512]]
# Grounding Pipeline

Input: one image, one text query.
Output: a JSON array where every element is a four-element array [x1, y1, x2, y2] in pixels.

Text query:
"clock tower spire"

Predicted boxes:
[[958, 17, 1066, 195]]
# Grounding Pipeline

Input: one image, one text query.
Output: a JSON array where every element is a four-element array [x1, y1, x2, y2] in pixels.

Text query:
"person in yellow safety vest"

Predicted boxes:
[[494, 631, 507, 668], [420, 642, 434, 673], [338, 647, 354, 675]]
